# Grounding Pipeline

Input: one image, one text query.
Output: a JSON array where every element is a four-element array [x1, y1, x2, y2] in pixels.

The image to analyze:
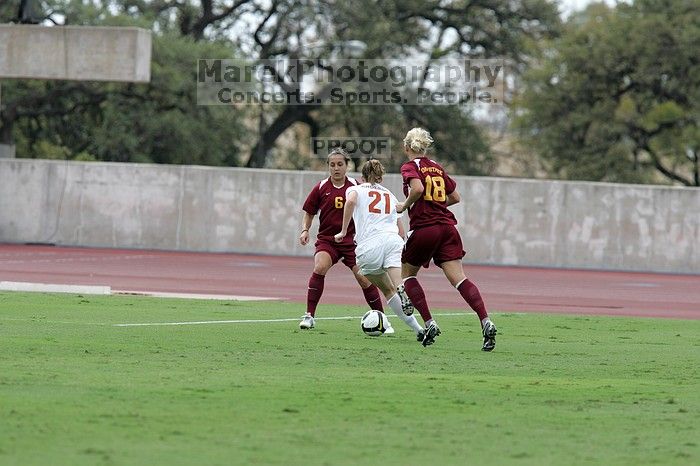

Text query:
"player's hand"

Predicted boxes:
[[334, 231, 346, 243], [300, 230, 309, 246], [396, 202, 405, 213]]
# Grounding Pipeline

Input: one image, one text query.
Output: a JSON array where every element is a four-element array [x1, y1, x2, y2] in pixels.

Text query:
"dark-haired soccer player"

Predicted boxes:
[[298, 148, 388, 331]]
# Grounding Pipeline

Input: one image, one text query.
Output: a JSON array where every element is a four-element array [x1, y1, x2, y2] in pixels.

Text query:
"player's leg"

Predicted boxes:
[[358, 271, 395, 333], [401, 226, 442, 346], [350, 266, 384, 312], [379, 237, 422, 335], [400, 229, 436, 325], [349, 242, 394, 331], [437, 225, 497, 351], [300, 250, 335, 329], [401, 262, 439, 346], [362, 271, 395, 300], [339, 237, 384, 311], [383, 266, 424, 336], [440, 260, 489, 322], [441, 260, 497, 351], [381, 236, 415, 317], [401, 261, 440, 346]]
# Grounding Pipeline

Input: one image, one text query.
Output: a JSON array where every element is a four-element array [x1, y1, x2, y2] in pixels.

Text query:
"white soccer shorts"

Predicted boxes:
[[356, 235, 403, 276]]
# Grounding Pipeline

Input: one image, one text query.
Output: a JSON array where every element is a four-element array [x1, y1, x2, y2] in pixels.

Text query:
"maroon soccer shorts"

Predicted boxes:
[[315, 239, 357, 268], [402, 224, 466, 268]]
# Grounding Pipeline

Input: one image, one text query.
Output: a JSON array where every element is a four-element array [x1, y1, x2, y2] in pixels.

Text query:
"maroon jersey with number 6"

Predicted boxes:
[[401, 157, 457, 230], [302, 177, 358, 245]]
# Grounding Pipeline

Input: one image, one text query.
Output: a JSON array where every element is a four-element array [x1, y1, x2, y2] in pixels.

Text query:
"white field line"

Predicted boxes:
[[113, 290, 278, 301], [0, 311, 514, 327], [0, 281, 111, 295], [0, 281, 277, 301], [112, 312, 472, 327]]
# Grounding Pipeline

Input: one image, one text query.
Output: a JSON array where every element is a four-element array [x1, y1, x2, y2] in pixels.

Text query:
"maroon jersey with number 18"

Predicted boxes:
[[302, 176, 358, 245], [401, 157, 457, 230]]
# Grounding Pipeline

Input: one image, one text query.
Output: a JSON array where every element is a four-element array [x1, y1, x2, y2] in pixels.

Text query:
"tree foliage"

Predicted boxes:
[[1, 0, 560, 174], [515, 0, 700, 186], [240, 0, 560, 170], [1, 1, 246, 165]]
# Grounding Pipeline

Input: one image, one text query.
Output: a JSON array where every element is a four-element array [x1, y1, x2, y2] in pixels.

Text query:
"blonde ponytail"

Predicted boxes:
[[403, 127, 433, 154]]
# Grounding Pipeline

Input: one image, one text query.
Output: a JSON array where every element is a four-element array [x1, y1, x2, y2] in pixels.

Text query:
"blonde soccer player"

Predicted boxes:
[[396, 127, 497, 350], [334, 159, 425, 340]]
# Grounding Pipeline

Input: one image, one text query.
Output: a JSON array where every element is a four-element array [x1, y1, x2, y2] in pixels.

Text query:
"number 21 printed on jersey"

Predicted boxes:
[[368, 191, 391, 214]]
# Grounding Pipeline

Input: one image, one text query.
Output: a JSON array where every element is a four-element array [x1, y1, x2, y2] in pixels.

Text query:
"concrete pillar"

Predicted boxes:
[[0, 25, 152, 82]]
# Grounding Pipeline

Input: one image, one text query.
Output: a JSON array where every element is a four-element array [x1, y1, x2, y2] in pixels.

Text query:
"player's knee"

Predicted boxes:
[[451, 270, 467, 286], [354, 273, 371, 288], [313, 259, 331, 275]]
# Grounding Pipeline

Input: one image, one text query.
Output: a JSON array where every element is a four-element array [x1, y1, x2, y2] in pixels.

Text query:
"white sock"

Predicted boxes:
[[387, 294, 424, 334], [481, 317, 491, 328]]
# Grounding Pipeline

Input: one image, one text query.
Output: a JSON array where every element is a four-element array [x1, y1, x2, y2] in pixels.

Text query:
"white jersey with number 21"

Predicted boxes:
[[346, 183, 402, 254]]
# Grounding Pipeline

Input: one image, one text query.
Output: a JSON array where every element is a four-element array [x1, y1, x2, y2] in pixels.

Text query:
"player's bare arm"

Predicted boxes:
[[300, 211, 314, 245], [334, 190, 358, 243], [446, 190, 461, 207], [397, 218, 406, 240], [397, 178, 424, 213]]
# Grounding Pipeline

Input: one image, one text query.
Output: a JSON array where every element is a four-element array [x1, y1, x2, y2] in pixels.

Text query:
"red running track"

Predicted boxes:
[[0, 244, 698, 319]]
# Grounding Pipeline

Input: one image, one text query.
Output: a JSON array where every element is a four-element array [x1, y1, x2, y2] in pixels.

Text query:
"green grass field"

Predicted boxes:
[[0, 292, 698, 466]]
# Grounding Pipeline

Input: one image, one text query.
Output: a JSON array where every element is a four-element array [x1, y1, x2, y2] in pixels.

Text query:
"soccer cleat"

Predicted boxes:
[[482, 320, 497, 352], [299, 313, 315, 329], [416, 330, 425, 342], [384, 316, 395, 334], [396, 284, 415, 316], [421, 322, 441, 347]]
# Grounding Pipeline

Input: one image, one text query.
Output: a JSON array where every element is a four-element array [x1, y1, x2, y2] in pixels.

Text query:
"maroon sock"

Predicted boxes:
[[403, 277, 432, 323], [307, 272, 325, 316], [457, 279, 488, 321], [362, 284, 384, 312]]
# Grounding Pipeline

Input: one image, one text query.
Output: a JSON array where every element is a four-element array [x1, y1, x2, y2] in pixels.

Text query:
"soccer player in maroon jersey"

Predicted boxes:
[[298, 148, 386, 330], [396, 128, 497, 350]]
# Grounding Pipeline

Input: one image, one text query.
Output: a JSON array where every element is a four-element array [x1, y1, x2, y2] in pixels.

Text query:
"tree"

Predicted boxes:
[[241, 0, 560, 170], [515, 0, 700, 186], [1, 1, 247, 165], [2, 0, 560, 172]]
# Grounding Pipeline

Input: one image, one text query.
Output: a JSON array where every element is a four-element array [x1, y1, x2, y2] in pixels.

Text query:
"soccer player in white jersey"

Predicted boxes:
[[334, 159, 425, 340]]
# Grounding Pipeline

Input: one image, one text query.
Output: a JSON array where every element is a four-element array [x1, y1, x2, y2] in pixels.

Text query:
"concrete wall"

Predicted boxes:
[[0, 159, 698, 273], [0, 25, 151, 82], [0, 144, 15, 158]]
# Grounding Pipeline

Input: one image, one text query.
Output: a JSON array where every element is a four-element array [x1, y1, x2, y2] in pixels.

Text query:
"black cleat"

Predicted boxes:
[[482, 320, 497, 352], [421, 322, 441, 347]]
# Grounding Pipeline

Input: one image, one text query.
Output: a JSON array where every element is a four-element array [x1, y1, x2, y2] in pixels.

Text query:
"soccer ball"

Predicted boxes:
[[361, 310, 387, 336]]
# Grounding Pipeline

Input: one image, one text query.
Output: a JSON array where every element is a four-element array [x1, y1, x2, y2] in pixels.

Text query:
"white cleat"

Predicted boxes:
[[299, 313, 315, 329], [383, 315, 395, 334], [396, 284, 415, 316]]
